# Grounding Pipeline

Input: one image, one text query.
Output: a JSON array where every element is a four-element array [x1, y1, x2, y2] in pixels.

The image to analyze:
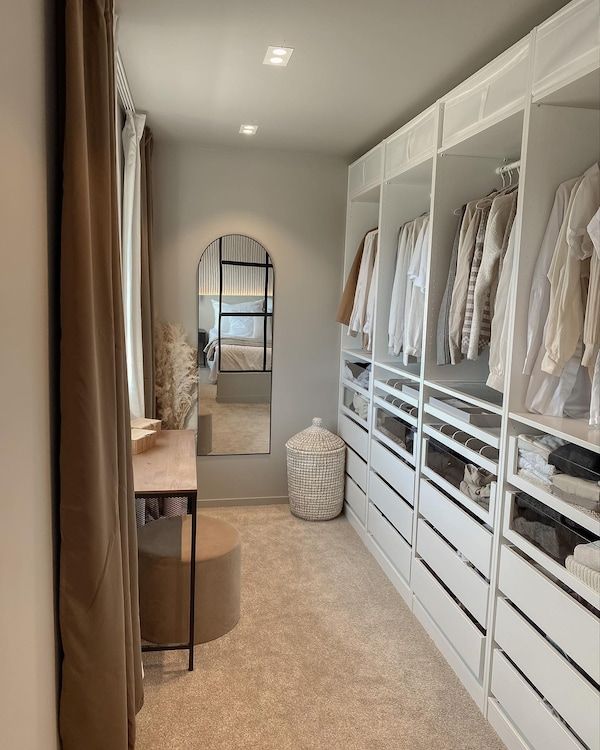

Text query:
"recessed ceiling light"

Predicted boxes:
[[239, 124, 258, 135], [263, 45, 294, 66]]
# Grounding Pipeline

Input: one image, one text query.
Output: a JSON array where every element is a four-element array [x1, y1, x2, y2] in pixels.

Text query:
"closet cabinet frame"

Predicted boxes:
[[337, 2, 600, 745]]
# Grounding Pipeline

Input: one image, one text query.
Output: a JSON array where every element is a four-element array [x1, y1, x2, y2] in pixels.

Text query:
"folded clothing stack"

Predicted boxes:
[[566, 541, 600, 593], [344, 362, 371, 389], [517, 434, 600, 513], [460, 464, 493, 509]]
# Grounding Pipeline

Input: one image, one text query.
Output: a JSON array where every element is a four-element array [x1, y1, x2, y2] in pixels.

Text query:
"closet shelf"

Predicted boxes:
[[339, 405, 370, 430], [372, 429, 415, 466], [373, 395, 418, 427], [375, 360, 421, 383], [509, 412, 600, 454], [424, 403, 501, 449], [438, 107, 524, 159], [386, 154, 433, 186], [424, 380, 503, 415], [350, 182, 380, 203], [507, 470, 600, 538], [342, 348, 373, 364], [423, 424, 498, 474], [374, 379, 419, 408], [341, 378, 370, 399], [421, 465, 492, 525], [503, 491, 600, 609]]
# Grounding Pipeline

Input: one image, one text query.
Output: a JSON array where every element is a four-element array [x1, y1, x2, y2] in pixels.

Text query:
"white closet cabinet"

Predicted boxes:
[[338, 2, 600, 747]]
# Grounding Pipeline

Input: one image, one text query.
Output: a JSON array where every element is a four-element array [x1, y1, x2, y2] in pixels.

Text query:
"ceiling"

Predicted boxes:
[[117, 0, 568, 159]]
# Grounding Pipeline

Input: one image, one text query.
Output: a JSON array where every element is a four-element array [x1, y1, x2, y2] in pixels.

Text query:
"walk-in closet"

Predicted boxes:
[[340, 3, 600, 747], [4, 1, 599, 749]]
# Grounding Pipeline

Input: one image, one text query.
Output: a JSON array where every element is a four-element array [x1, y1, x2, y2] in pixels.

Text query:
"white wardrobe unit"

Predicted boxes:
[[338, 2, 600, 749]]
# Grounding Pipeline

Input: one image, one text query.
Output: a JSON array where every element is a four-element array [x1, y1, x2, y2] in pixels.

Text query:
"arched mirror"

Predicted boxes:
[[197, 235, 274, 456]]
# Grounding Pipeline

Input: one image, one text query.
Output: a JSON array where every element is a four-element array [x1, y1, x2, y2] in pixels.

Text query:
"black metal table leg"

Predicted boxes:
[[188, 490, 198, 671]]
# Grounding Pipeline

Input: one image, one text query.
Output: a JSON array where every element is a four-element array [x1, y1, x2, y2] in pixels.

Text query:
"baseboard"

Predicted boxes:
[[198, 495, 288, 508]]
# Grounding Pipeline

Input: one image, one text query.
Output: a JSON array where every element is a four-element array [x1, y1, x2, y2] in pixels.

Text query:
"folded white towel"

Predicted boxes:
[[565, 555, 600, 594], [574, 541, 600, 573]]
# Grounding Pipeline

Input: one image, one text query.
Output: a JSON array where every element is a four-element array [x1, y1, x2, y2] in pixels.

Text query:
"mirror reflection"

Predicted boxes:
[[197, 235, 274, 456]]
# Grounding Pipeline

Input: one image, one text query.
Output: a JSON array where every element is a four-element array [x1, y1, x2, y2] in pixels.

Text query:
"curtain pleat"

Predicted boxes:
[[140, 126, 155, 418], [59, 1, 143, 748]]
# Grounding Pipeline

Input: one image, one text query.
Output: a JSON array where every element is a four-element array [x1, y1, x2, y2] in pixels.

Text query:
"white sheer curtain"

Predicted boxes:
[[121, 111, 146, 418]]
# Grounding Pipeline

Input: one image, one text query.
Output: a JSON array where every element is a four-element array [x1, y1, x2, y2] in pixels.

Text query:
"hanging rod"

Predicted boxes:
[[495, 159, 521, 175]]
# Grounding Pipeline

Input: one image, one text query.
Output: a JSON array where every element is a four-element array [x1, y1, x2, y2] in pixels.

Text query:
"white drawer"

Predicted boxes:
[[491, 649, 584, 750], [419, 480, 492, 577], [495, 597, 599, 750], [339, 413, 368, 460], [385, 105, 436, 178], [499, 546, 600, 683], [370, 439, 415, 504], [346, 447, 367, 492], [345, 475, 366, 525], [533, 0, 600, 101], [348, 145, 383, 198], [442, 37, 530, 149], [368, 503, 412, 581], [417, 520, 489, 628], [412, 559, 485, 679], [369, 471, 413, 542]]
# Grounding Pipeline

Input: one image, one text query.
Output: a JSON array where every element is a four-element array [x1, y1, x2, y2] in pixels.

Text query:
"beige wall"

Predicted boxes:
[[153, 143, 346, 501], [0, 1, 58, 747]]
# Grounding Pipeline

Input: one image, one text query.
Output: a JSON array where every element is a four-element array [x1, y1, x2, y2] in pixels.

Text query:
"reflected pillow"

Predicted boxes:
[[210, 298, 263, 340]]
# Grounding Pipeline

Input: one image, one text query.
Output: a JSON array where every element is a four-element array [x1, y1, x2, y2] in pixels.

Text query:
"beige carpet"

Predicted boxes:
[[137, 505, 505, 750], [198, 383, 270, 455]]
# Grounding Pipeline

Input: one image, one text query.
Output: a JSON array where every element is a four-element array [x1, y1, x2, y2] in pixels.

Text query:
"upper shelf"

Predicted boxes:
[[509, 412, 600, 454]]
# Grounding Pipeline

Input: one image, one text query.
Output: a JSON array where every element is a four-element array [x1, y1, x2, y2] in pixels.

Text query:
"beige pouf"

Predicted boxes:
[[138, 514, 241, 644]]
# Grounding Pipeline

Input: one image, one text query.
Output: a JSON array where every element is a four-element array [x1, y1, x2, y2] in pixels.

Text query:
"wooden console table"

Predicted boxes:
[[132, 429, 198, 671]]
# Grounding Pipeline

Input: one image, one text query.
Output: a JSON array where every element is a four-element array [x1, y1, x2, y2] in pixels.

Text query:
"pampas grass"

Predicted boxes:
[[155, 322, 199, 429]]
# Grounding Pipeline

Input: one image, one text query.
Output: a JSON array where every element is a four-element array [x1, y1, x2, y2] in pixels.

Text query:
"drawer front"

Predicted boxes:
[[368, 503, 412, 581], [385, 106, 436, 177], [369, 471, 413, 542], [419, 480, 492, 577], [339, 413, 368, 460], [495, 597, 599, 750], [345, 475, 367, 524], [417, 520, 489, 627], [346, 447, 367, 492], [533, 0, 600, 100], [442, 37, 529, 147], [370, 439, 415, 504], [499, 546, 600, 683], [491, 650, 584, 750], [412, 559, 485, 679]]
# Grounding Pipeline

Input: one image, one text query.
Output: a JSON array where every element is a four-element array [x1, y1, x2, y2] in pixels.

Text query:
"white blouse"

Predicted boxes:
[[347, 229, 378, 339]]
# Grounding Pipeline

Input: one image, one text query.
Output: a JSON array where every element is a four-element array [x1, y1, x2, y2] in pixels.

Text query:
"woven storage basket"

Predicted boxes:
[[286, 418, 346, 521]]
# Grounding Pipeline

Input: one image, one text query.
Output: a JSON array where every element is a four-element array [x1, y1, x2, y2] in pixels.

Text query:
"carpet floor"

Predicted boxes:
[[137, 505, 505, 750]]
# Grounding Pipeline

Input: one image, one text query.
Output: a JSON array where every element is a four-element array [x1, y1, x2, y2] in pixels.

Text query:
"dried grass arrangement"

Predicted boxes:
[[154, 322, 199, 429]]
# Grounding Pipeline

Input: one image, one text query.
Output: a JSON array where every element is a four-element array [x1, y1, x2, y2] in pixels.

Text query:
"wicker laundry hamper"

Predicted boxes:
[[286, 418, 346, 520]]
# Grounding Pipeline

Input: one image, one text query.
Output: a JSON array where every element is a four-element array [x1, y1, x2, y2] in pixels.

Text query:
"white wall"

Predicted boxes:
[[153, 143, 347, 501], [0, 1, 58, 747]]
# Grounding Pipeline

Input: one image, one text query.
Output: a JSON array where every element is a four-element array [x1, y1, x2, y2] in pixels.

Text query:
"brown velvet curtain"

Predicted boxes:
[[59, 1, 144, 748], [140, 126, 155, 418]]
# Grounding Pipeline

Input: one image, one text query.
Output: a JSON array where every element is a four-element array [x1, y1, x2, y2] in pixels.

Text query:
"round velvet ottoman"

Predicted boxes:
[[138, 514, 241, 645]]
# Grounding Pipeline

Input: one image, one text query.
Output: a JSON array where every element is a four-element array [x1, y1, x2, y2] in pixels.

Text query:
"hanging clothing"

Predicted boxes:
[[542, 164, 598, 377], [363, 232, 379, 351], [337, 229, 375, 326], [461, 197, 494, 356], [436, 206, 465, 365], [486, 223, 517, 392], [388, 222, 413, 355], [403, 216, 430, 363], [448, 200, 482, 364], [522, 177, 579, 376], [467, 190, 518, 360], [348, 229, 378, 340]]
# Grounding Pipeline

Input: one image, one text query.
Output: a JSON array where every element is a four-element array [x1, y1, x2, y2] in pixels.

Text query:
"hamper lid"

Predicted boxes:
[[286, 418, 345, 453]]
